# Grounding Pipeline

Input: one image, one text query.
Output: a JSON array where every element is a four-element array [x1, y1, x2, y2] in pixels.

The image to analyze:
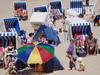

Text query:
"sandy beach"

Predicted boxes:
[[0, 0, 100, 75]]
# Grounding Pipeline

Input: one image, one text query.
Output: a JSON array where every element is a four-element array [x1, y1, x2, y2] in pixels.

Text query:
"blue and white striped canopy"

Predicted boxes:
[[70, 0, 83, 14]]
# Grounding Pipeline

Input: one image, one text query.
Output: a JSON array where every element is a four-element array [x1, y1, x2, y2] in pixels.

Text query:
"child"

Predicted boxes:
[[7, 53, 18, 74], [77, 57, 85, 71], [66, 55, 78, 71]]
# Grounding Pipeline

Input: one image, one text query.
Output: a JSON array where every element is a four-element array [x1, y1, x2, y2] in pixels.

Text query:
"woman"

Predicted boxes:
[[27, 33, 34, 43], [72, 33, 84, 52], [0, 43, 4, 62], [4, 41, 14, 69], [85, 33, 98, 56], [38, 31, 48, 44]]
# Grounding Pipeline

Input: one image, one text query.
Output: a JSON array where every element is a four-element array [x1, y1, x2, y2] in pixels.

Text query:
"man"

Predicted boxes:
[[85, 33, 98, 56]]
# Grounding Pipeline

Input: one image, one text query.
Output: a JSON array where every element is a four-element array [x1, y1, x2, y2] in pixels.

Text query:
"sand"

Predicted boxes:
[[0, 0, 100, 75]]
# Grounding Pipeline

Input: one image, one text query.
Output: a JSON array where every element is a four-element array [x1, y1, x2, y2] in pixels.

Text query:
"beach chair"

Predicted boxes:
[[13, 2, 28, 20], [33, 6, 47, 12], [70, 22, 92, 56], [48, 1, 62, 19], [30, 12, 49, 32], [70, 0, 84, 17], [64, 17, 93, 56], [2, 17, 26, 39], [66, 9, 80, 18], [0, 32, 21, 49]]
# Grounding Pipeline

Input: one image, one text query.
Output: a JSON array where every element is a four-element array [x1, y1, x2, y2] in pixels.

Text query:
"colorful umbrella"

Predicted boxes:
[[17, 43, 55, 64]]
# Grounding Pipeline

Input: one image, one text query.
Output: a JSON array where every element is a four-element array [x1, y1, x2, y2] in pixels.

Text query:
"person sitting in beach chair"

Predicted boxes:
[[5, 53, 18, 75], [5, 25, 10, 32], [4, 41, 14, 69], [14, 7, 28, 20], [85, 32, 98, 56], [50, 6, 60, 19], [72, 32, 84, 53], [16, 7, 24, 20], [0, 43, 5, 66]]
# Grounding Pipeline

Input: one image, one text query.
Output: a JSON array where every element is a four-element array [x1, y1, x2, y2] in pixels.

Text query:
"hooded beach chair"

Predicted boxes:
[[66, 9, 80, 18], [33, 6, 47, 12], [0, 32, 21, 48], [49, 1, 62, 13], [70, 0, 84, 17], [48, 1, 62, 19], [64, 17, 92, 55], [2, 17, 26, 39], [30, 12, 49, 32], [13, 2, 28, 20]]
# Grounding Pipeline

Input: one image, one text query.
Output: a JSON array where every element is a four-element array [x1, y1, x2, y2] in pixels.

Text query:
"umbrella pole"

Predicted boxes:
[[35, 64, 36, 74]]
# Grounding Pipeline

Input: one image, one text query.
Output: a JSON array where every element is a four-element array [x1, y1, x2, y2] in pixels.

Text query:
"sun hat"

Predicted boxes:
[[77, 57, 83, 61]]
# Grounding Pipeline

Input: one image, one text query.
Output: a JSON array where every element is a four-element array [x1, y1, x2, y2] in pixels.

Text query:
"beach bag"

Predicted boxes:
[[66, 42, 74, 54]]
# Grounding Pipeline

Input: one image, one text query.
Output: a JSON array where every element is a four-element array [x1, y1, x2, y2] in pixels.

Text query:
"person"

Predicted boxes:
[[77, 57, 85, 71], [66, 55, 78, 71], [0, 43, 4, 63], [36, 10, 40, 12], [87, 15, 94, 23], [48, 16, 54, 27], [38, 36, 48, 44], [17, 7, 27, 20], [62, 16, 67, 24], [17, 8, 23, 17], [50, 6, 59, 20], [72, 33, 84, 52], [85, 32, 98, 56], [20, 38, 27, 47], [27, 33, 34, 43], [6, 53, 18, 74], [93, 14, 100, 26], [66, 41, 74, 55], [86, 0, 89, 6], [5, 25, 10, 32], [4, 41, 14, 69], [38, 31, 48, 43]]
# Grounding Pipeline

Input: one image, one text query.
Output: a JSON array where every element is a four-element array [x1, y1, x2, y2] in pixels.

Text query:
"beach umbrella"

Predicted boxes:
[[21, 43, 38, 47], [17, 43, 55, 64]]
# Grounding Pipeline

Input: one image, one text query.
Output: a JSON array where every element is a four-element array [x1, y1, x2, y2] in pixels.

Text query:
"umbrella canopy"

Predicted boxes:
[[21, 43, 38, 46], [17, 43, 55, 64]]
